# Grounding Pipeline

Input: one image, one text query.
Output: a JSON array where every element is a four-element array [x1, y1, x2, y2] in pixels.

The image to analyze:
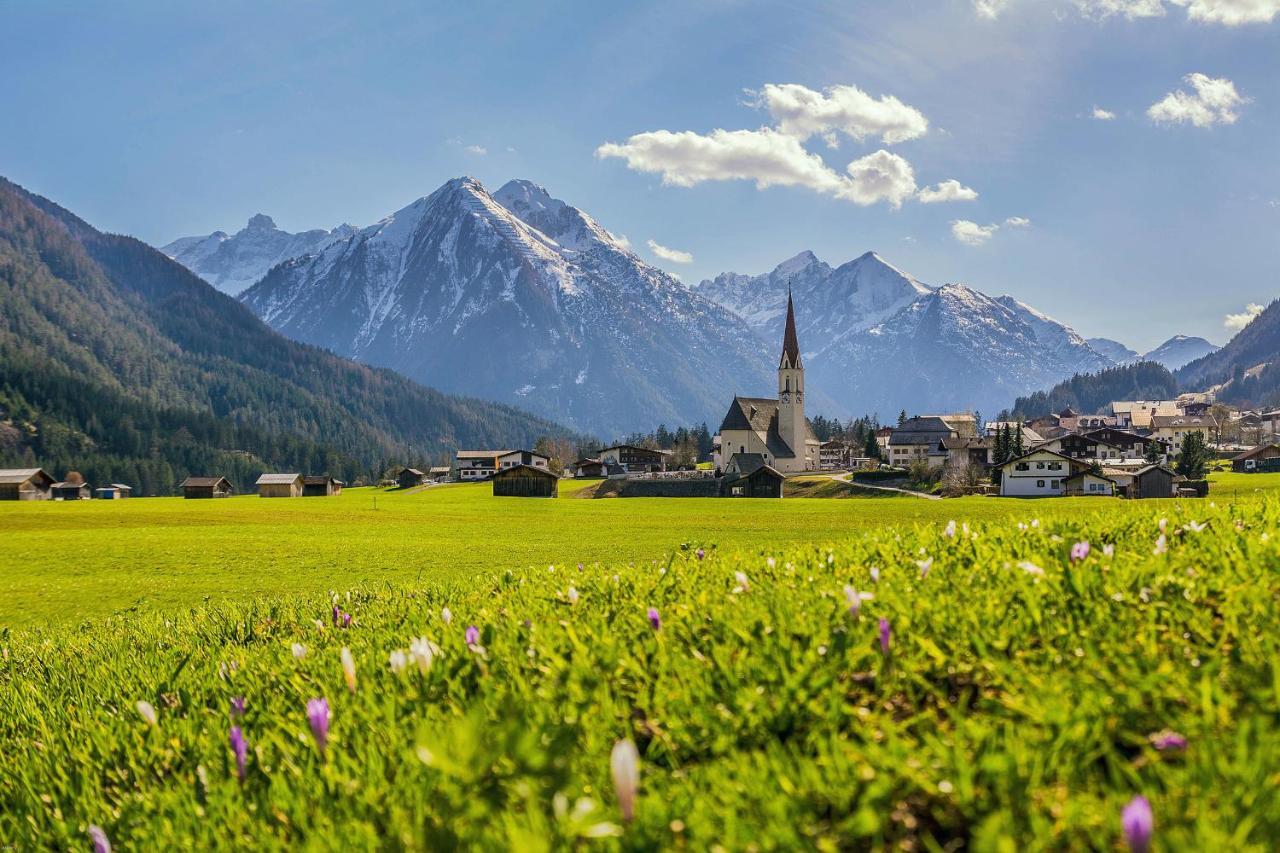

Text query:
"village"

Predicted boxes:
[[3, 292, 1277, 503]]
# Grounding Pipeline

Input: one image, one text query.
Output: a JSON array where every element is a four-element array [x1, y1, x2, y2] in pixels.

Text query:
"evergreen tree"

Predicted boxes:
[[1176, 430, 1209, 480], [863, 430, 880, 461], [1144, 438, 1164, 464], [1011, 423, 1026, 457], [898, 409, 908, 427]]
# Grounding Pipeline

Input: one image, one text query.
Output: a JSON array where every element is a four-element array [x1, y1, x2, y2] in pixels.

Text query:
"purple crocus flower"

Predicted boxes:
[[306, 697, 330, 755], [331, 605, 341, 627], [1071, 541, 1090, 562], [230, 696, 246, 719], [1122, 795, 1153, 852], [229, 725, 248, 782], [1149, 730, 1188, 751], [647, 607, 661, 630], [341, 611, 352, 629], [465, 625, 480, 646], [89, 825, 111, 853], [878, 618, 891, 656], [695, 548, 705, 560]]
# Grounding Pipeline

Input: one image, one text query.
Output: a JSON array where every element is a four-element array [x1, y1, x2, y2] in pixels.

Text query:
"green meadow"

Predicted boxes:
[[0, 477, 1121, 629]]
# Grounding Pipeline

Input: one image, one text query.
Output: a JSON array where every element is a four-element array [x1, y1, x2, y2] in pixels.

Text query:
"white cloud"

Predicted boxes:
[[917, 179, 979, 204], [1092, 106, 1117, 120], [973, 0, 1014, 18], [951, 220, 1000, 246], [646, 239, 694, 264], [1148, 73, 1247, 127], [1224, 302, 1264, 330], [753, 83, 929, 145], [838, 150, 918, 208], [610, 232, 632, 250], [1172, 0, 1280, 24], [1075, 0, 1166, 19], [1004, 216, 1031, 227], [464, 144, 488, 155]]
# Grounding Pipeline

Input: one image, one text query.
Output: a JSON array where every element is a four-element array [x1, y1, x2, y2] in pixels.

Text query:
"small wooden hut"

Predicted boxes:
[[256, 473, 304, 498], [492, 464, 559, 498], [397, 468, 427, 489], [572, 458, 605, 478], [181, 476, 233, 499], [94, 484, 133, 499], [0, 468, 55, 501], [1131, 464, 1175, 500], [721, 454, 785, 498], [51, 481, 91, 500], [302, 475, 342, 497]]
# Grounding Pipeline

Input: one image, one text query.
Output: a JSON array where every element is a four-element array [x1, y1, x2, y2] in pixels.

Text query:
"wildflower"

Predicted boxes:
[[1149, 730, 1188, 751], [733, 571, 750, 593], [1070, 541, 1090, 562], [389, 649, 408, 674], [465, 625, 480, 646], [340, 647, 357, 693], [916, 558, 932, 579], [1158, 518, 1167, 532], [441, 607, 453, 625], [331, 605, 341, 626], [229, 725, 248, 782], [342, 612, 352, 629], [567, 586, 580, 605], [1031, 519, 1040, 528], [1185, 520, 1206, 533], [869, 567, 880, 583], [878, 618, 891, 656], [844, 585, 873, 617], [610, 739, 640, 822], [1103, 543, 1115, 558], [291, 643, 307, 660], [136, 700, 158, 727], [577, 562, 584, 571], [409, 637, 439, 673], [1153, 534, 1167, 556], [306, 697, 330, 755], [1121, 795, 1154, 853], [695, 548, 705, 560], [647, 608, 661, 630], [943, 520, 956, 538], [766, 556, 776, 569], [89, 825, 111, 853], [230, 696, 246, 719], [1017, 560, 1045, 577]]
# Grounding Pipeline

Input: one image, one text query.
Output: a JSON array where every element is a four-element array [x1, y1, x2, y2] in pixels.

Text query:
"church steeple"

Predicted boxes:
[[779, 286, 802, 369]]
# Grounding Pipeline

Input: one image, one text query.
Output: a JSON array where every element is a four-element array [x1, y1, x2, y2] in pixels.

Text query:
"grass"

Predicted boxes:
[[2, 494, 1278, 849], [0, 481, 1121, 629]]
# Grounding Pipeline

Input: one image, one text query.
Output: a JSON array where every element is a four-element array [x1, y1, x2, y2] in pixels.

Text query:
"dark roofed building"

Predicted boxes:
[[571, 458, 605, 478], [492, 463, 559, 498], [1131, 464, 1176, 499], [1232, 443, 1280, 472], [51, 481, 91, 500], [888, 416, 955, 469], [302, 475, 343, 496], [256, 473, 304, 498], [181, 476, 233, 499], [397, 468, 427, 489], [94, 484, 132, 500], [0, 468, 54, 501], [717, 396, 819, 470], [598, 444, 670, 474]]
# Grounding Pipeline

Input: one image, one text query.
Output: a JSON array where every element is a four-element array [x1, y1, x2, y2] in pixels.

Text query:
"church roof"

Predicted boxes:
[[780, 288, 802, 369], [717, 396, 818, 460]]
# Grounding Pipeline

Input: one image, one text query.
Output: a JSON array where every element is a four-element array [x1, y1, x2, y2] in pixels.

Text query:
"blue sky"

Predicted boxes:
[[3, 0, 1277, 351]]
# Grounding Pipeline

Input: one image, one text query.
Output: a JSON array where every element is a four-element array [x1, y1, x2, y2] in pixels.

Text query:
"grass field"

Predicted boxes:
[[0, 478, 1134, 629], [2, 489, 1279, 849]]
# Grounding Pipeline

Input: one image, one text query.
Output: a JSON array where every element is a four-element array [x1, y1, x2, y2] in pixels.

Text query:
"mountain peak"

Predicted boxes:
[[494, 179, 556, 210], [246, 213, 277, 231], [772, 250, 820, 277]]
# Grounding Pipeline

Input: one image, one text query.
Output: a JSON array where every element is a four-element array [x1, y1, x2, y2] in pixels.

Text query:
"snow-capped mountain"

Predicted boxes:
[[1086, 337, 1139, 363], [1138, 335, 1219, 371], [240, 177, 774, 435], [697, 252, 1111, 417], [163, 214, 356, 295]]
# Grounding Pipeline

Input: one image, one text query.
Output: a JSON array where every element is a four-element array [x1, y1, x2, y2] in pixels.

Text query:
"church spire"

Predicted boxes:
[[780, 285, 801, 369]]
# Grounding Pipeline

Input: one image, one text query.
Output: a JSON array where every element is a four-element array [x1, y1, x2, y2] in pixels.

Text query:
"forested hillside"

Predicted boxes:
[[1176, 300, 1280, 409], [0, 177, 582, 494], [1003, 361, 1178, 420]]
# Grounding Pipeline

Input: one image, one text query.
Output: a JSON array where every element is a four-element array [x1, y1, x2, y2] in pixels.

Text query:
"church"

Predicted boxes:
[[715, 290, 820, 474]]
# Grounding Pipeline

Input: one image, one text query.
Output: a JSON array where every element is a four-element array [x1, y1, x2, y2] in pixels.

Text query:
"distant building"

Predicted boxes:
[[397, 467, 428, 488], [598, 444, 670, 474], [455, 451, 509, 481], [51, 481, 91, 500], [1110, 400, 1180, 430], [1150, 415, 1215, 456], [427, 466, 451, 483], [1063, 471, 1117, 497], [0, 468, 54, 501], [819, 439, 858, 470], [181, 476, 233, 499], [875, 427, 894, 454], [1232, 444, 1280, 472], [498, 450, 551, 472], [1131, 464, 1176, 499], [570, 458, 605, 478], [302, 475, 343, 496], [1081, 428, 1168, 460], [94, 484, 132, 500], [889, 417, 955, 469], [941, 436, 990, 469], [491, 464, 559, 498], [997, 449, 1086, 497], [722, 453, 785, 498], [256, 473, 303, 498]]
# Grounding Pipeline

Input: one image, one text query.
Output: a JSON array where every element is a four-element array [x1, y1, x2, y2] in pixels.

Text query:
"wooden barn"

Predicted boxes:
[[0, 468, 55, 501], [94, 484, 132, 499], [571, 458, 605, 478], [1131, 464, 1175, 500], [181, 476, 233, 499], [397, 468, 427, 489], [492, 464, 559, 498], [256, 473, 303, 497], [1232, 444, 1280, 472], [427, 466, 451, 483], [302, 475, 343, 497], [51, 481, 91, 500], [722, 454, 785, 498]]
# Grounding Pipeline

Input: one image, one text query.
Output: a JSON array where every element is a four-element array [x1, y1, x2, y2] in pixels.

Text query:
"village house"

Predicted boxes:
[[1110, 400, 1180, 431], [94, 484, 132, 500], [302, 475, 343, 496], [721, 453, 785, 498], [181, 476, 233, 499], [256, 473, 303, 498], [985, 422, 1044, 446], [397, 467, 428, 488], [888, 417, 955, 469], [1231, 443, 1280, 472], [819, 439, 860, 470], [427, 466, 451, 483], [996, 449, 1087, 497], [498, 449, 551, 472], [1150, 415, 1215, 455], [570, 458, 605, 478], [875, 426, 894, 455], [491, 464, 559, 498], [1063, 470, 1117, 497], [51, 481, 91, 500], [598, 444, 670, 474], [941, 436, 990, 470], [715, 290, 821, 474], [925, 413, 979, 437], [1036, 433, 1126, 462], [455, 451, 508, 481], [0, 468, 54, 501], [1081, 427, 1168, 460]]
